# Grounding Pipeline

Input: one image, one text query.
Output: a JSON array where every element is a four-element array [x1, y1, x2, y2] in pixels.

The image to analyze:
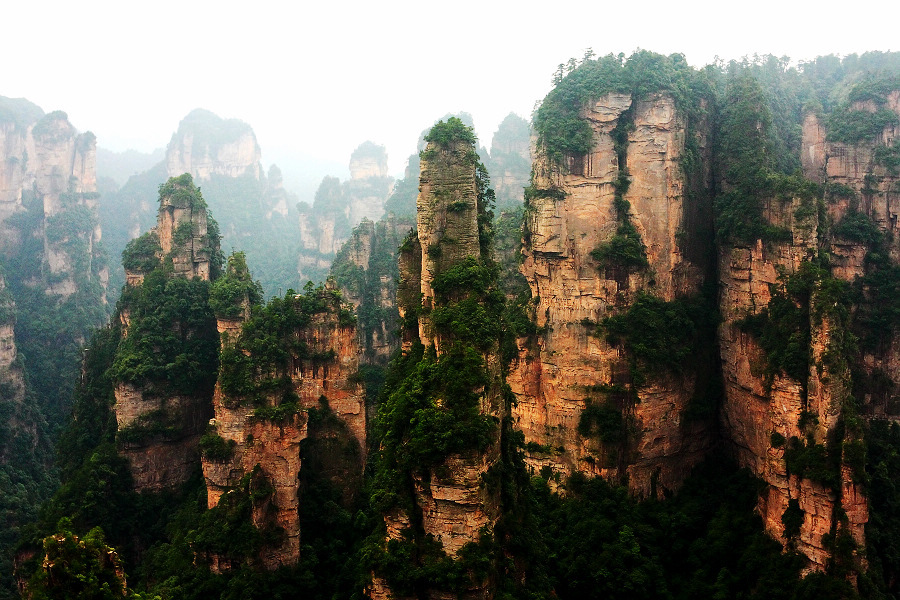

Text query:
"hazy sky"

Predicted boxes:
[[3, 0, 895, 196]]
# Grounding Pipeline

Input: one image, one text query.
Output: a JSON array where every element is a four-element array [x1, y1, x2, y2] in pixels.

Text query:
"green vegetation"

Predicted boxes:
[[784, 435, 841, 488], [31, 111, 72, 140], [120, 232, 161, 273], [827, 108, 898, 144], [716, 74, 820, 243], [209, 251, 263, 319], [423, 116, 478, 148], [534, 51, 712, 165], [159, 173, 207, 210], [833, 211, 882, 244], [736, 260, 853, 389], [827, 76, 900, 144], [329, 218, 407, 364], [217, 285, 343, 405], [591, 220, 648, 273], [26, 521, 129, 600], [578, 399, 624, 445], [600, 292, 714, 383], [109, 268, 219, 396]]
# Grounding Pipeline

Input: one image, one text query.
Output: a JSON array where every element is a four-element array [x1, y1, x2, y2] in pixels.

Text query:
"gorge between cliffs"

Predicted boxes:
[[5, 50, 900, 600]]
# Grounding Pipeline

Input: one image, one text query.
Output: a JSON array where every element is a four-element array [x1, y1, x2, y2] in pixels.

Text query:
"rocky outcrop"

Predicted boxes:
[[113, 383, 211, 492], [330, 215, 413, 366], [202, 284, 365, 570], [114, 175, 220, 492], [297, 143, 395, 284], [512, 93, 713, 496], [717, 91, 900, 573], [0, 103, 106, 300], [370, 120, 504, 599], [485, 113, 531, 208], [0, 271, 27, 461]]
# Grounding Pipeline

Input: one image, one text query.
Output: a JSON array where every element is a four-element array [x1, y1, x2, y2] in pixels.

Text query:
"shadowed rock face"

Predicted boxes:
[[511, 92, 714, 498], [716, 92, 900, 574], [114, 176, 220, 493]]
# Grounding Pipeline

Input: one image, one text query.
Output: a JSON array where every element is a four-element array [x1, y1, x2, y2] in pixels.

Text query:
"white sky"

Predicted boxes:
[[2, 0, 896, 195]]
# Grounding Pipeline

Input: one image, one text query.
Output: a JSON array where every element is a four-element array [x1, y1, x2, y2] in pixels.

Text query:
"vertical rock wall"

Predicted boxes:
[[512, 93, 713, 496], [717, 91, 900, 572], [371, 127, 505, 600]]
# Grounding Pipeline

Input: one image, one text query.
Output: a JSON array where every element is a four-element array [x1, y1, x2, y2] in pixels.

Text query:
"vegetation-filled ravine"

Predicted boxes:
[[6, 49, 900, 600]]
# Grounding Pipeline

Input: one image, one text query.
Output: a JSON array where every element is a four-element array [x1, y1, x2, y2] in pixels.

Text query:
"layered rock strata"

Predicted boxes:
[[717, 91, 900, 572], [512, 93, 713, 496]]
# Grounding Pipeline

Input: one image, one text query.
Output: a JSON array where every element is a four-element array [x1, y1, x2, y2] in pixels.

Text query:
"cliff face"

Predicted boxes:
[[331, 215, 414, 366], [0, 272, 26, 453], [298, 143, 395, 284], [513, 93, 713, 496], [202, 283, 365, 570], [113, 175, 220, 492], [485, 113, 532, 209], [716, 88, 900, 573]]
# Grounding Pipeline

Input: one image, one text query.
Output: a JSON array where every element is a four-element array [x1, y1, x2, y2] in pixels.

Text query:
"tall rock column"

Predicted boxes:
[[111, 174, 221, 492], [368, 118, 506, 599], [716, 75, 887, 574]]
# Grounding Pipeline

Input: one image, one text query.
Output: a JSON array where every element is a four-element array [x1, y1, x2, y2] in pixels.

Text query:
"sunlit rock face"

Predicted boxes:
[[511, 92, 714, 498]]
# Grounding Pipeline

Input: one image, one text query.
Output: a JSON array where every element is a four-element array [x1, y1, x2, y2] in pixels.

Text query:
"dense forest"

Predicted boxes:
[[4, 49, 900, 600]]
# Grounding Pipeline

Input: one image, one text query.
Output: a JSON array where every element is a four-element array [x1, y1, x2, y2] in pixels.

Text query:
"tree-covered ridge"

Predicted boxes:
[[534, 50, 715, 164], [17, 50, 900, 600], [0, 95, 44, 129], [172, 108, 256, 152], [209, 252, 263, 320], [217, 283, 349, 408]]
